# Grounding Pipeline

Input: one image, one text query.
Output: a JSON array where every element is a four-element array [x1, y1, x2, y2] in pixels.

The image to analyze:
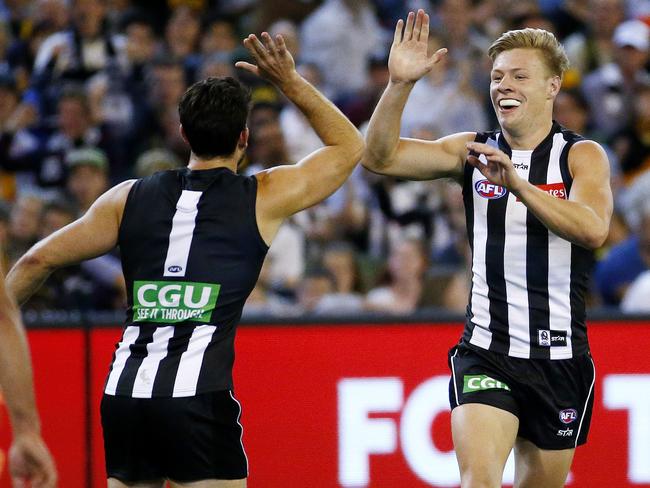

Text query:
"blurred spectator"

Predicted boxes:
[[365, 237, 428, 314], [563, 0, 625, 79], [582, 19, 650, 139], [162, 5, 201, 78], [337, 54, 390, 127], [10, 85, 115, 192], [134, 147, 181, 177], [64, 146, 109, 213], [300, 0, 385, 96], [200, 15, 237, 58], [595, 201, 650, 306], [292, 267, 338, 315], [322, 241, 364, 295], [621, 269, 650, 312], [5, 192, 43, 267], [242, 260, 295, 317], [610, 84, 650, 185], [32, 0, 127, 116], [265, 220, 305, 295]]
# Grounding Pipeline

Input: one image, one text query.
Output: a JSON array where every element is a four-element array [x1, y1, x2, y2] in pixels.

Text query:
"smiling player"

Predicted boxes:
[[362, 10, 613, 488]]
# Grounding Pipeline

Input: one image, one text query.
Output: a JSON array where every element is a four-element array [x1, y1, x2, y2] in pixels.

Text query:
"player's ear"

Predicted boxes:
[[238, 127, 249, 149], [548, 75, 561, 99], [179, 124, 188, 143]]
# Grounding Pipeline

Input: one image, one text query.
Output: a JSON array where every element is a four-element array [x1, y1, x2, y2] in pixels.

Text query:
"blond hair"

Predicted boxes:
[[488, 28, 569, 78]]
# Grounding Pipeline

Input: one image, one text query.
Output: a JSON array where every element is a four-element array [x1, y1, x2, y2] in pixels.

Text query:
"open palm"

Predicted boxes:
[[389, 10, 447, 84]]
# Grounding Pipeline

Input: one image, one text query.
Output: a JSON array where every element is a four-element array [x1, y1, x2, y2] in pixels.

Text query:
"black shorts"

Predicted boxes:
[[101, 390, 248, 483], [448, 341, 596, 450]]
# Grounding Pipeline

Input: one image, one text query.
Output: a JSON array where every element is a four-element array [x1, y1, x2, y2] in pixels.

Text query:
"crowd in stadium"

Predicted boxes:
[[0, 0, 649, 316]]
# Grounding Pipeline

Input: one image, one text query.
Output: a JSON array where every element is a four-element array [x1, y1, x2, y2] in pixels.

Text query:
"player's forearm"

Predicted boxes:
[[362, 80, 414, 172], [0, 300, 41, 435], [7, 248, 55, 305], [280, 74, 363, 154], [513, 182, 609, 249]]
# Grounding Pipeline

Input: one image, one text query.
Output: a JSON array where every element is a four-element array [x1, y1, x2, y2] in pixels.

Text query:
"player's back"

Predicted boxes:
[[105, 166, 268, 398]]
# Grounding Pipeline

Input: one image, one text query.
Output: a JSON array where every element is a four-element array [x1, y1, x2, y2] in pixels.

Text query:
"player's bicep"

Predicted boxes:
[[31, 180, 134, 268], [257, 146, 352, 217], [568, 141, 613, 224]]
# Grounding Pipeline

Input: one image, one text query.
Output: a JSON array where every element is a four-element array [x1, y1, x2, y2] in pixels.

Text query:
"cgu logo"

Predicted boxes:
[[133, 280, 221, 323], [560, 408, 578, 424], [475, 179, 508, 199]]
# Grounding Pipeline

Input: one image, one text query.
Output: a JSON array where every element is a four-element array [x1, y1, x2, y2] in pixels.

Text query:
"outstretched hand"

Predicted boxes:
[[389, 9, 447, 84], [9, 432, 57, 488], [235, 33, 299, 91], [466, 142, 525, 193]]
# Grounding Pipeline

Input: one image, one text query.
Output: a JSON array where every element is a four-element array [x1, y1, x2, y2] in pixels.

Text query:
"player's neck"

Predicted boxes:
[[501, 117, 554, 151], [187, 152, 240, 172]]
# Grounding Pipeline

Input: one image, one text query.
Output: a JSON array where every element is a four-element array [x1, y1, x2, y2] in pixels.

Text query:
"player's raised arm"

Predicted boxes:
[[362, 9, 471, 181], [7, 180, 134, 305], [236, 33, 364, 244]]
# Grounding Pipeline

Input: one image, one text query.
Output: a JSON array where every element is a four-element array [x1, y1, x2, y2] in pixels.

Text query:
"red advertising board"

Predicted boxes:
[[0, 321, 648, 487]]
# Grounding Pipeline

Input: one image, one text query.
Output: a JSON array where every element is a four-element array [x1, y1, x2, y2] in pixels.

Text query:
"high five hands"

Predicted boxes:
[[389, 9, 447, 84], [235, 32, 299, 90], [466, 142, 525, 193]]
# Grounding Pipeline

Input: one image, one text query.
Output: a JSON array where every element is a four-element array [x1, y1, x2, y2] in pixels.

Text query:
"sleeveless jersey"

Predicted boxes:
[[462, 122, 594, 359], [104, 167, 268, 398]]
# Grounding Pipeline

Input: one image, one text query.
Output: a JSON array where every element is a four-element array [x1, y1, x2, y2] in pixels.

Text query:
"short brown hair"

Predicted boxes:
[[488, 28, 569, 78]]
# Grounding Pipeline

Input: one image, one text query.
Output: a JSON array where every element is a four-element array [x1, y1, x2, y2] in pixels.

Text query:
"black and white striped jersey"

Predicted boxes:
[[462, 122, 594, 359], [104, 167, 268, 398]]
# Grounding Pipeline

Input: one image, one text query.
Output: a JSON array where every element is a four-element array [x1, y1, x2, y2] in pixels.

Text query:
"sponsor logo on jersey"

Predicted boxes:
[[557, 428, 574, 437], [463, 374, 511, 393], [133, 280, 221, 323], [475, 179, 508, 199], [516, 182, 567, 201], [538, 329, 567, 347], [167, 265, 183, 273], [560, 408, 578, 424]]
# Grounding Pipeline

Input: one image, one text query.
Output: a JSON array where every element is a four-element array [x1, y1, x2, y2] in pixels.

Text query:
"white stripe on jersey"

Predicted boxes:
[[547, 133, 573, 359], [131, 326, 175, 398], [503, 149, 533, 357], [468, 137, 500, 350], [163, 190, 203, 278], [172, 324, 217, 397], [105, 326, 140, 395]]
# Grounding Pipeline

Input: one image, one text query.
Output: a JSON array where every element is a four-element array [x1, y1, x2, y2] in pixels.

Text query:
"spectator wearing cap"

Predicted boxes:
[[582, 19, 650, 138], [65, 146, 109, 213]]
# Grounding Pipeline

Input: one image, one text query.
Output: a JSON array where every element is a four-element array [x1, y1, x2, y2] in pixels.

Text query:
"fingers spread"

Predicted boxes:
[[426, 47, 448, 69]]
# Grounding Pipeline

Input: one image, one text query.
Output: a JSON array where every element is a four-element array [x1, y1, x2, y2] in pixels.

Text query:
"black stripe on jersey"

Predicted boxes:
[[115, 325, 157, 396], [463, 132, 490, 341], [485, 134, 511, 354], [526, 132, 554, 359], [151, 325, 194, 396], [570, 245, 593, 356]]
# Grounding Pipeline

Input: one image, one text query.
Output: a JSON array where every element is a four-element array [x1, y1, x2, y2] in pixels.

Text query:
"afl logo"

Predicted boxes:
[[475, 179, 508, 199], [167, 265, 183, 273], [559, 408, 578, 424]]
